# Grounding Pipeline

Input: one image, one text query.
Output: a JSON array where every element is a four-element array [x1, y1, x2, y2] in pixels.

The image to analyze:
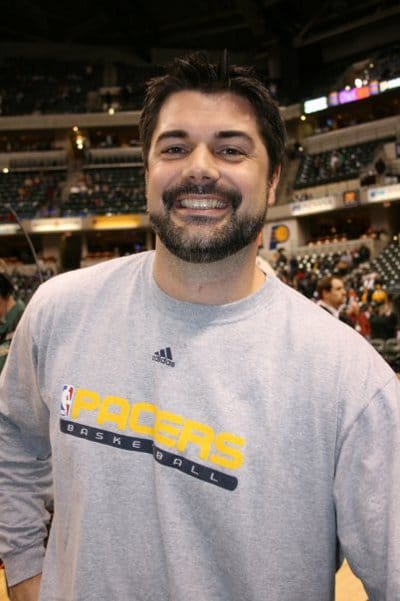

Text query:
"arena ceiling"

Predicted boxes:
[[2, 0, 400, 101]]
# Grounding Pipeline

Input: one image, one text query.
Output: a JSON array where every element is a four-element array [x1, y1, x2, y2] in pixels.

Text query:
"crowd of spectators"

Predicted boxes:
[[294, 140, 383, 189], [61, 166, 146, 217], [4, 269, 55, 304], [269, 242, 400, 365], [0, 160, 148, 220], [86, 130, 140, 151], [0, 170, 66, 221]]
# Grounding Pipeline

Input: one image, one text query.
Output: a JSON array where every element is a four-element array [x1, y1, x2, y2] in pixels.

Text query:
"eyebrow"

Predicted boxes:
[[154, 129, 254, 145], [154, 130, 188, 144], [215, 130, 254, 144]]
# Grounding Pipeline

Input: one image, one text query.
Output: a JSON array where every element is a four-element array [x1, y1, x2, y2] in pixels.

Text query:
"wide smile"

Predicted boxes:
[[172, 195, 231, 219], [177, 196, 228, 210], [160, 183, 242, 220]]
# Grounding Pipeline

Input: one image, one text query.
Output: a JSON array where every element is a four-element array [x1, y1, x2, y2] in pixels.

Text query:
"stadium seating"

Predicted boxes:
[[0, 58, 102, 115], [377, 338, 400, 373], [0, 169, 67, 220], [114, 63, 165, 110], [8, 269, 54, 303], [294, 141, 382, 189], [370, 243, 400, 292], [61, 166, 146, 217]]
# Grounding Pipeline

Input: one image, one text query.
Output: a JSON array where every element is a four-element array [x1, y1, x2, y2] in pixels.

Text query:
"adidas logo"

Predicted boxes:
[[152, 347, 175, 368]]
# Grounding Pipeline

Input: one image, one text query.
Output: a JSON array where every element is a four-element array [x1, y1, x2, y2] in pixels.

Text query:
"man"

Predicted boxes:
[[0, 53, 399, 601], [0, 274, 25, 374], [316, 275, 354, 327]]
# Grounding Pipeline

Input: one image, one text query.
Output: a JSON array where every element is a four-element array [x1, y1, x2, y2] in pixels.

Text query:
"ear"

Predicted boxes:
[[267, 165, 281, 207]]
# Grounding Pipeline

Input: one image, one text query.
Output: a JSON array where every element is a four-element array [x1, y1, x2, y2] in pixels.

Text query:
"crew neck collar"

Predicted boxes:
[[144, 251, 278, 325]]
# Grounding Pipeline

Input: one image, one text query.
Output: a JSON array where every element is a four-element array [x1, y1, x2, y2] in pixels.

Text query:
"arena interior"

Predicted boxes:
[[0, 1, 400, 598]]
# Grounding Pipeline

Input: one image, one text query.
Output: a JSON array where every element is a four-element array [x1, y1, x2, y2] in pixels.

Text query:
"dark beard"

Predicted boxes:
[[149, 183, 266, 264]]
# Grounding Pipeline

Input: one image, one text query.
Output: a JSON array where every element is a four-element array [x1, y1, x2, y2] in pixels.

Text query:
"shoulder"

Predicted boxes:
[[34, 252, 152, 303], [24, 252, 154, 327], [271, 279, 398, 436], [269, 276, 394, 386]]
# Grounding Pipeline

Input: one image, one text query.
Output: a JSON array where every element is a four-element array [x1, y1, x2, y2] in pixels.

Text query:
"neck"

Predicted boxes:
[[153, 240, 266, 305], [320, 300, 338, 315]]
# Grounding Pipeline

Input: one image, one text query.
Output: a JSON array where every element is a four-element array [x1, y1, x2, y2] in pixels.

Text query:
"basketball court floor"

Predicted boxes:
[[335, 560, 367, 600]]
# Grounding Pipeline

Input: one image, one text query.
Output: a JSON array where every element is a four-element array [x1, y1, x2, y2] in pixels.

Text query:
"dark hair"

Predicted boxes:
[[317, 275, 340, 298], [0, 273, 14, 299], [139, 52, 286, 179]]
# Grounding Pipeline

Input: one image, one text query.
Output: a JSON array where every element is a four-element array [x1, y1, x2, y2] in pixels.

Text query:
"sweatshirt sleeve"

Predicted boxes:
[[0, 299, 53, 586], [334, 375, 400, 600]]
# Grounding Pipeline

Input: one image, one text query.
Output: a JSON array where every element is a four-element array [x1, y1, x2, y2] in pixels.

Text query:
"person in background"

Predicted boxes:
[[316, 275, 354, 327], [1, 52, 400, 601], [347, 299, 371, 338], [370, 282, 388, 306], [370, 294, 398, 340], [0, 274, 25, 374]]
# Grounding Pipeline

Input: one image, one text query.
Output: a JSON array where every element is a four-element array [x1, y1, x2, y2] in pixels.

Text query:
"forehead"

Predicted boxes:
[[151, 90, 262, 141], [331, 279, 344, 290]]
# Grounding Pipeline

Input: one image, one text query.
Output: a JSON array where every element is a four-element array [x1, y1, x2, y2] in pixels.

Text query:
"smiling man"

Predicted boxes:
[[147, 91, 275, 264], [146, 89, 279, 303], [1, 53, 399, 601]]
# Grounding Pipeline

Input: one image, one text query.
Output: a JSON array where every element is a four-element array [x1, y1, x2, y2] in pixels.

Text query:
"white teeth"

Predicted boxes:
[[180, 199, 226, 209]]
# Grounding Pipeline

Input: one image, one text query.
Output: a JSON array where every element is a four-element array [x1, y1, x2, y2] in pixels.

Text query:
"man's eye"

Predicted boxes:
[[219, 147, 246, 157], [162, 146, 186, 155]]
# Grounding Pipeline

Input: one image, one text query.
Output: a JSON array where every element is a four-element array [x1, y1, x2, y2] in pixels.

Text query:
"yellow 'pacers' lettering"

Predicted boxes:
[[129, 402, 156, 436], [154, 410, 184, 448], [211, 432, 245, 469], [71, 389, 101, 419], [69, 388, 245, 470], [97, 395, 130, 430], [176, 419, 214, 460]]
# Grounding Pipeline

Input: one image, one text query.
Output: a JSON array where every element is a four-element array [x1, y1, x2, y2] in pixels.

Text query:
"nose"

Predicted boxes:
[[181, 144, 220, 183]]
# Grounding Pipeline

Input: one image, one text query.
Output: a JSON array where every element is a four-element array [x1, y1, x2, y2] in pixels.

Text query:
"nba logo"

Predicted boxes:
[[60, 385, 75, 416]]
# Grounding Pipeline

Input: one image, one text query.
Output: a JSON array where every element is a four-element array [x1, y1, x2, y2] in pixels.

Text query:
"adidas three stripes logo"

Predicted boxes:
[[152, 347, 175, 367]]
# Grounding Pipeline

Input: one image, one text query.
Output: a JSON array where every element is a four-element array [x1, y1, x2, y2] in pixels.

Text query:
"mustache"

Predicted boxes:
[[162, 183, 242, 211]]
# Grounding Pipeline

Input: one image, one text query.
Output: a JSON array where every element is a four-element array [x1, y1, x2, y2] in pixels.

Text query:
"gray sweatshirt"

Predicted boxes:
[[0, 251, 399, 600]]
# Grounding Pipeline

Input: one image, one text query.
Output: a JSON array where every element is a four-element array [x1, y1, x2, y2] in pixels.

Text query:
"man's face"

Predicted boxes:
[[325, 278, 347, 309], [145, 90, 279, 263]]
